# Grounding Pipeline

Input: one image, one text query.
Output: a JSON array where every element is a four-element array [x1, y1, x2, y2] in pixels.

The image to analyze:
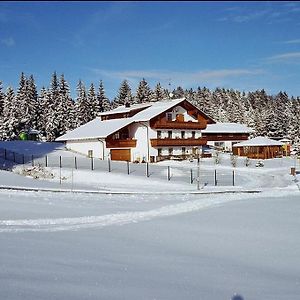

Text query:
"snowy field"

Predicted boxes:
[[0, 141, 299, 299], [0, 189, 299, 299]]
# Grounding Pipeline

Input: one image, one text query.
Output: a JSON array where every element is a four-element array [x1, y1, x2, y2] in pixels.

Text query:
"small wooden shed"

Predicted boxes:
[[232, 136, 284, 159]]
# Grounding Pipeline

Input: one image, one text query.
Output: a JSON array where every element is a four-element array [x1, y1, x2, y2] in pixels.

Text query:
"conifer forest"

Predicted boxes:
[[0, 72, 299, 149]]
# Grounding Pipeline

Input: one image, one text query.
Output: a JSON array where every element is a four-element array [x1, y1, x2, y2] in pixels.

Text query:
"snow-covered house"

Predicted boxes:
[[202, 123, 254, 152], [56, 98, 252, 162], [232, 136, 284, 159]]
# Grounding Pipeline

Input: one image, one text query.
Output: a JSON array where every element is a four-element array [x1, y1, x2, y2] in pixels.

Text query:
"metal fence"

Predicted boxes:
[[0, 147, 237, 187]]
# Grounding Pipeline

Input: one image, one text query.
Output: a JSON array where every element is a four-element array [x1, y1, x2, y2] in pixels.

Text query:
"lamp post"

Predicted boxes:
[[197, 148, 200, 190], [138, 122, 150, 163]]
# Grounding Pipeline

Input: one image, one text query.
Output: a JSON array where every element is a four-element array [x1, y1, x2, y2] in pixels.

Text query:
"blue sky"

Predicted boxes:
[[1, 1, 300, 99]]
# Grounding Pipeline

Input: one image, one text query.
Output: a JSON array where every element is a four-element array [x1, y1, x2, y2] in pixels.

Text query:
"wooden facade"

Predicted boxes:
[[233, 145, 283, 159], [110, 149, 131, 161], [151, 138, 207, 147], [202, 133, 249, 141], [106, 139, 137, 148]]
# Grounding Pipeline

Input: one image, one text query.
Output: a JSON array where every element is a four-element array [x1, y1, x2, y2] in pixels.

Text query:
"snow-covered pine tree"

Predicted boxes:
[[87, 83, 97, 120], [0, 81, 4, 117], [1, 87, 18, 140], [36, 87, 47, 137], [152, 82, 165, 102], [75, 80, 90, 126], [25, 75, 39, 130], [43, 72, 61, 141], [97, 80, 110, 113], [173, 86, 185, 99], [112, 80, 133, 107], [135, 78, 151, 103], [58, 74, 76, 134]]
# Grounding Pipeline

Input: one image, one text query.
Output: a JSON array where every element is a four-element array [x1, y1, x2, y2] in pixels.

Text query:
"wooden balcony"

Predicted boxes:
[[202, 134, 249, 141], [106, 139, 137, 148], [151, 119, 207, 130], [151, 138, 207, 147]]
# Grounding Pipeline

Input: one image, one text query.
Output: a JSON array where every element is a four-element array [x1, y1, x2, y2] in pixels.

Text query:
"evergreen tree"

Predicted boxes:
[[97, 80, 110, 113], [1, 87, 17, 140], [0, 81, 4, 117], [58, 74, 76, 134], [87, 83, 97, 119], [152, 82, 165, 102], [113, 80, 133, 107], [135, 78, 151, 103], [76, 80, 89, 126]]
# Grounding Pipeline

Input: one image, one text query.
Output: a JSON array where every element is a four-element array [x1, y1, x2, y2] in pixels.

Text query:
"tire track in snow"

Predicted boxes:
[[0, 191, 296, 233], [0, 197, 238, 233]]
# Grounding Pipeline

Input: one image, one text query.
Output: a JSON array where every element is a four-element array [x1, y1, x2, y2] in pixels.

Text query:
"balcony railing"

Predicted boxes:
[[201, 134, 249, 141], [152, 119, 207, 130], [151, 138, 207, 147], [106, 139, 137, 148]]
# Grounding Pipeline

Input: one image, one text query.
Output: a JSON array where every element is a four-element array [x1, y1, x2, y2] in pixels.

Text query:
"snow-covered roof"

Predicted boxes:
[[55, 118, 134, 141], [232, 136, 284, 147], [98, 102, 152, 116], [132, 98, 185, 121], [98, 98, 186, 121], [202, 122, 253, 133]]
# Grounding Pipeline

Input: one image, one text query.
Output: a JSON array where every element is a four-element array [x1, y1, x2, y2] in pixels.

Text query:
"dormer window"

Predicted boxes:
[[166, 112, 172, 121]]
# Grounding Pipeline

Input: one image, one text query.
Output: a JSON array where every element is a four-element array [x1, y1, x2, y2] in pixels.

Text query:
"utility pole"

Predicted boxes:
[[197, 151, 200, 190]]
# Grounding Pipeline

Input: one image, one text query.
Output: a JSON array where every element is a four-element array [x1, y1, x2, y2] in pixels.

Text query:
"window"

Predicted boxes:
[[113, 132, 120, 140], [182, 147, 186, 155], [88, 150, 93, 158], [168, 131, 172, 139], [158, 148, 162, 156], [192, 131, 195, 138], [157, 131, 162, 139], [181, 131, 185, 139], [215, 142, 225, 148], [169, 148, 173, 155], [166, 112, 173, 121]]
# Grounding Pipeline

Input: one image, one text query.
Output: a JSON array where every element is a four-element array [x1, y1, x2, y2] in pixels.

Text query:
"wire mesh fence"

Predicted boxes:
[[0, 147, 237, 187]]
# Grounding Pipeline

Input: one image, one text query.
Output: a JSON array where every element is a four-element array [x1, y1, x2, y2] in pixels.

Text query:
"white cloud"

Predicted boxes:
[[1, 37, 15, 47], [90, 68, 263, 87], [267, 52, 300, 62], [283, 39, 300, 44]]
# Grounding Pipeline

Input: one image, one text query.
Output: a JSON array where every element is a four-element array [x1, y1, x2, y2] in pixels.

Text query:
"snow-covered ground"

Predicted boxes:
[[0, 141, 299, 193], [0, 189, 299, 299], [0, 141, 299, 299]]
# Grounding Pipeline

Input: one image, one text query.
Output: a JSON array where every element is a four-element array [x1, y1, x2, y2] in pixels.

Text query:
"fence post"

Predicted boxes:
[[108, 158, 111, 172], [91, 157, 94, 170], [31, 155, 34, 167], [146, 162, 149, 177], [214, 169, 217, 186], [45, 155, 48, 167], [4, 149, 7, 160], [22, 154, 25, 165], [74, 156, 77, 169], [127, 161, 130, 175], [232, 170, 235, 186], [190, 169, 193, 184], [167, 166, 170, 181], [59, 156, 62, 168], [13, 152, 16, 163]]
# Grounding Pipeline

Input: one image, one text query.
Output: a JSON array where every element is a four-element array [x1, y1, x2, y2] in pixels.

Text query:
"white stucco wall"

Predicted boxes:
[[207, 140, 244, 152], [156, 130, 202, 139], [66, 139, 105, 159], [129, 122, 157, 162], [159, 146, 200, 156]]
